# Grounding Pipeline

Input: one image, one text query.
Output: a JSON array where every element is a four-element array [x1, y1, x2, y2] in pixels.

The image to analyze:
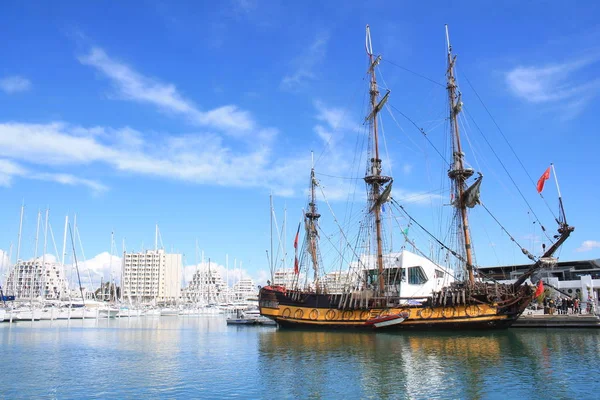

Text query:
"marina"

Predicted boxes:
[[1, 316, 599, 398], [1, 2, 599, 399]]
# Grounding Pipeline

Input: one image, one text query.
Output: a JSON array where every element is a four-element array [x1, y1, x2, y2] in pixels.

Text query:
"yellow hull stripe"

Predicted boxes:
[[260, 303, 510, 326]]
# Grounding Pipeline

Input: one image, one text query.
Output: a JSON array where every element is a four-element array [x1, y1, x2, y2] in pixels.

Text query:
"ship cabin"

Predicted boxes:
[[357, 250, 455, 299]]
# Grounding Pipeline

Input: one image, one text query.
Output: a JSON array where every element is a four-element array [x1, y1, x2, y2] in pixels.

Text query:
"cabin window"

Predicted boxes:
[[434, 270, 445, 279], [408, 266, 428, 285]]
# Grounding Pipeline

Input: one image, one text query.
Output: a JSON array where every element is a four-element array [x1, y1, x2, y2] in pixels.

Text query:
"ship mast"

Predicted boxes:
[[445, 25, 475, 286], [305, 152, 321, 293], [364, 25, 391, 298]]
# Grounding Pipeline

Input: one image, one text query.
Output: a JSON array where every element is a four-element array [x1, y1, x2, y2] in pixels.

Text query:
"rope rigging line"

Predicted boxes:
[[390, 198, 474, 270], [381, 58, 445, 88], [315, 172, 362, 181], [391, 200, 510, 286], [462, 107, 553, 243], [375, 69, 427, 159], [460, 71, 559, 224], [387, 103, 450, 166], [479, 202, 537, 262], [392, 214, 461, 282], [315, 78, 367, 166], [317, 183, 372, 274]]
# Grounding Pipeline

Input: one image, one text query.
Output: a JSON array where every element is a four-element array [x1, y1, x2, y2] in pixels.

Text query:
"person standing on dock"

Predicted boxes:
[[567, 297, 573, 314]]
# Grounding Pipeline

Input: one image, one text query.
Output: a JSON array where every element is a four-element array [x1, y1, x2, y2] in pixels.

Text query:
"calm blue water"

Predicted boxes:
[[1, 316, 598, 399]]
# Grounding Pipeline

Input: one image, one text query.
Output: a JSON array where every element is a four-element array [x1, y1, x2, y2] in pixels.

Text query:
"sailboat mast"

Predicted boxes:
[[32, 209, 41, 301], [41, 208, 49, 298], [364, 25, 390, 297], [445, 25, 475, 286], [16, 202, 24, 263], [305, 151, 321, 292]]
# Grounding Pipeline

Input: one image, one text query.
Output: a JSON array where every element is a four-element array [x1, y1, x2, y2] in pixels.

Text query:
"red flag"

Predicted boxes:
[[293, 223, 300, 274], [536, 167, 551, 193], [294, 257, 299, 275], [293, 223, 300, 249], [534, 280, 544, 298]]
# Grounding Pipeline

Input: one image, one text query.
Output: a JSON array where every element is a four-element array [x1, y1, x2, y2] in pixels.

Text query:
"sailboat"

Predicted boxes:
[[258, 25, 574, 330]]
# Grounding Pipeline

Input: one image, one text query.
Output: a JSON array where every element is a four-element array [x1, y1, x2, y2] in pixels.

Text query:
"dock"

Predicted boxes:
[[512, 313, 600, 328]]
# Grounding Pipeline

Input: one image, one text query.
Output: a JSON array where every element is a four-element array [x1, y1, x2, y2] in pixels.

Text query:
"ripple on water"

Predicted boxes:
[[1, 319, 599, 399]]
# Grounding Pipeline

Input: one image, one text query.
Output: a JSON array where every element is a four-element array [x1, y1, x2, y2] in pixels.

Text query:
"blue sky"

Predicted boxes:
[[1, 1, 599, 288]]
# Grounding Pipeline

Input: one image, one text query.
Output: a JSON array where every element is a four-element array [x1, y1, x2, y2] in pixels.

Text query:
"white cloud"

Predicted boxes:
[[79, 47, 256, 133], [233, 0, 257, 14], [31, 173, 108, 193], [0, 76, 31, 94], [75, 252, 122, 288], [0, 157, 106, 193], [0, 249, 11, 270], [506, 56, 600, 116], [393, 189, 443, 205], [576, 240, 600, 253], [0, 122, 277, 189], [310, 101, 436, 206], [281, 33, 329, 91]]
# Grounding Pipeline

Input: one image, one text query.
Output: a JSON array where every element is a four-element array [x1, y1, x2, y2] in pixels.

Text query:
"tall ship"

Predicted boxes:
[[258, 25, 574, 330]]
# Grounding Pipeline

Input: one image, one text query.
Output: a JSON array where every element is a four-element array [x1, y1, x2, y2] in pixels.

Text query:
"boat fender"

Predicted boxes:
[[294, 309, 304, 319], [342, 310, 353, 320], [282, 308, 291, 318], [309, 309, 319, 320], [360, 310, 370, 320], [418, 308, 433, 319]]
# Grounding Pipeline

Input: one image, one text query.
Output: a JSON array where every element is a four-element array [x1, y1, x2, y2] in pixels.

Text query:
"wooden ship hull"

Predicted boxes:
[[259, 284, 534, 330]]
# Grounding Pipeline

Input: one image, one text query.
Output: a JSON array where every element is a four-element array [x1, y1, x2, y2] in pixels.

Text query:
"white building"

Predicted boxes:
[[122, 249, 181, 303], [273, 268, 298, 288], [231, 278, 258, 302], [321, 271, 354, 294], [480, 258, 600, 312], [342, 250, 455, 298], [182, 267, 227, 304], [5, 260, 68, 300]]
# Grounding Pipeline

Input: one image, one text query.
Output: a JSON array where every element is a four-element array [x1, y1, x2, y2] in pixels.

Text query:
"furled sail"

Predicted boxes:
[[370, 180, 393, 212], [462, 174, 482, 208]]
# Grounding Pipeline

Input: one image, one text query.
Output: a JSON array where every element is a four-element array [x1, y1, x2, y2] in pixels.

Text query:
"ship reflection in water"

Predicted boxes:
[[258, 329, 598, 399], [1, 318, 598, 398]]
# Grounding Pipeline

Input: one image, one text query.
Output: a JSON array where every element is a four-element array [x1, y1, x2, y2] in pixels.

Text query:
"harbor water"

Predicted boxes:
[[1, 316, 598, 399]]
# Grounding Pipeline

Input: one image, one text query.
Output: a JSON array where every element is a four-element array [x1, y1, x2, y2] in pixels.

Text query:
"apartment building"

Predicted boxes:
[[5, 260, 68, 300], [122, 249, 181, 303]]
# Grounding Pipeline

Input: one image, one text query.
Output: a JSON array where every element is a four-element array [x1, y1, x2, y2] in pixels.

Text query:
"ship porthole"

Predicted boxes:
[[360, 310, 370, 320], [309, 309, 319, 320], [325, 309, 337, 321], [465, 305, 481, 317], [442, 307, 456, 319], [294, 309, 304, 319], [342, 310, 352, 320], [418, 308, 433, 319], [282, 308, 291, 318]]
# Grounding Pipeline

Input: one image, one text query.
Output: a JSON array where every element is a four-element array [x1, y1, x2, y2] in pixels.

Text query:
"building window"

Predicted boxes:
[[408, 266, 428, 285]]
